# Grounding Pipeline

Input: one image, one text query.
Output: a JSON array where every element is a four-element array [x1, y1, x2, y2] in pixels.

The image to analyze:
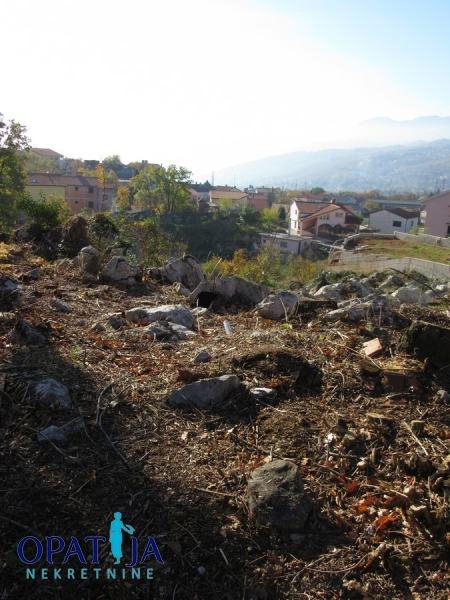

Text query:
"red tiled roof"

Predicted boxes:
[[301, 203, 360, 225], [27, 173, 116, 189], [31, 148, 63, 158], [293, 200, 329, 215]]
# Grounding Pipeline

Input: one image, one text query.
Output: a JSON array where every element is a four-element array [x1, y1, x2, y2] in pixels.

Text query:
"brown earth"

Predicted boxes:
[[0, 244, 449, 599]]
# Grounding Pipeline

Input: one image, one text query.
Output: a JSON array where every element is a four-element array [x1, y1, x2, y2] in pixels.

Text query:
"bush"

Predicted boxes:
[[18, 193, 70, 230], [203, 245, 325, 288]]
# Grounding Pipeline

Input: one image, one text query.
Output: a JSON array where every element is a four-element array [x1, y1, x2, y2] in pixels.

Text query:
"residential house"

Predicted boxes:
[[289, 199, 329, 234], [259, 232, 313, 256], [209, 190, 249, 210], [27, 173, 117, 213], [30, 148, 64, 160], [368, 208, 420, 234], [424, 191, 450, 237], [213, 185, 241, 192], [290, 199, 360, 237], [189, 184, 211, 211], [248, 193, 270, 211]]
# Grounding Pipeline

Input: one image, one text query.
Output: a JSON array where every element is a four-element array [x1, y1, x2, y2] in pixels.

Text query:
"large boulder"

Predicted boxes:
[[101, 256, 139, 286], [60, 216, 89, 257], [248, 460, 312, 531], [400, 321, 450, 369], [125, 304, 194, 329], [77, 246, 100, 275], [391, 286, 432, 305], [168, 374, 241, 408], [154, 255, 205, 291], [255, 291, 299, 321], [189, 276, 267, 310], [313, 283, 343, 301]]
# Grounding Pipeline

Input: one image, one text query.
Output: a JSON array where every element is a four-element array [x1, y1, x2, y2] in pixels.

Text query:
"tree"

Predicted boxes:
[[364, 199, 381, 213], [116, 186, 132, 212], [310, 187, 325, 194], [130, 164, 191, 213], [0, 113, 29, 231], [260, 207, 279, 229], [278, 206, 286, 222]]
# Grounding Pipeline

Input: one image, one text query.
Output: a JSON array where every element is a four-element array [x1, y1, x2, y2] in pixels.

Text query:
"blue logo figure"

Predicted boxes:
[[109, 512, 135, 564]]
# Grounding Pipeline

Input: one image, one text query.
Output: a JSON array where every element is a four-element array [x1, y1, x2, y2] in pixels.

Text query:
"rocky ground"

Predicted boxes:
[[0, 243, 449, 599]]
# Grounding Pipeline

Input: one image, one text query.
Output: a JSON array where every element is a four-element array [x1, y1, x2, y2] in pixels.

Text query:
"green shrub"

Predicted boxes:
[[18, 193, 70, 230]]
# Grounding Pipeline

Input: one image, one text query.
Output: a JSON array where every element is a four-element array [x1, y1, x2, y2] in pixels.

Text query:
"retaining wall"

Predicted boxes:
[[394, 231, 450, 248], [331, 253, 450, 280]]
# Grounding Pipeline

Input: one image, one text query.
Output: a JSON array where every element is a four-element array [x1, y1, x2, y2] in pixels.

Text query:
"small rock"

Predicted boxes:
[[107, 313, 126, 330], [11, 319, 47, 345], [91, 322, 106, 333], [255, 291, 299, 321], [248, 460, 312, 531], [32, 378, 72, 409], [249, 387, 276, 400], [77, 246, 100, 275], [51, 297, 71, 313], [168, 374, 241, 409], [38, 417, 84, 444], [125, 305, 194, 329], [168, 323, 196, 340], [37, 425, 68, 444], [193, 350, 211, 364]]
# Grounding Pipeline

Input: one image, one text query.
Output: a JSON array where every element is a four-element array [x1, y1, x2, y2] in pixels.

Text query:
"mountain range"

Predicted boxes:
[[214, 117, 450, 192]]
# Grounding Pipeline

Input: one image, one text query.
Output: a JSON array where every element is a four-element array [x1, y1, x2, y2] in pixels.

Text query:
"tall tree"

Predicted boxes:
[[130, 164, 191, 213], [0, 114, 29, 230]]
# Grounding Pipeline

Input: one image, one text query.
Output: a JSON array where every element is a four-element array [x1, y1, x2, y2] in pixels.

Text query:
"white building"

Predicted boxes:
[[368, 208, 419, 234], [259, 232, 313, 256], [290, 200, 360, 237]]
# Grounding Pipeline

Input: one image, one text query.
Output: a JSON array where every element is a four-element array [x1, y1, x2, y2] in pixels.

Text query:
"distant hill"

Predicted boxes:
[[215, 139, 450, 192]]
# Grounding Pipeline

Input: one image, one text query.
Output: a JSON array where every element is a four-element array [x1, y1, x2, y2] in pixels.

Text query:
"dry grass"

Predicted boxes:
[[358, 238, 450, 264]]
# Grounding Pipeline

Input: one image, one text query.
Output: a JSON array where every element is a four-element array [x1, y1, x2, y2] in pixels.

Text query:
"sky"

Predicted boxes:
[[2, 0, 450, 179]]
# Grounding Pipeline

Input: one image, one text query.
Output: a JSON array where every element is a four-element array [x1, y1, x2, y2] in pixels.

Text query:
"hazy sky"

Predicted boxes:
[[2, 0, 450, 178]]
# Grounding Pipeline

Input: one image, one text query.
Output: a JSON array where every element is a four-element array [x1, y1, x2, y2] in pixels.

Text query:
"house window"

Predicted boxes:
[[392, 220, 402, 227], [88, 186, 94, 193], [74, 186, 78, 191], [447, 225, 450, 236], [280, 241, 288, 248], [88, 201, 94, 209]]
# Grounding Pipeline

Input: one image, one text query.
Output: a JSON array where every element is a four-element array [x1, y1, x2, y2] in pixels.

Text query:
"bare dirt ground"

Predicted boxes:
[[0, 245, 449, 599]]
